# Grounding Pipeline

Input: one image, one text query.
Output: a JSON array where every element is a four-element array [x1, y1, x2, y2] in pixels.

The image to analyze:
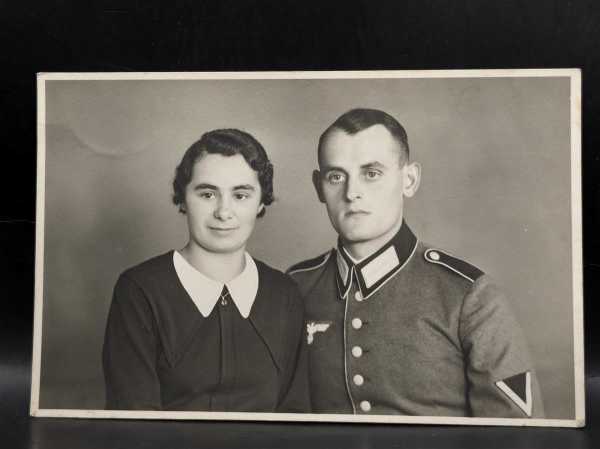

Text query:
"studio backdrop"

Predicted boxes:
[[34, 72, 580, 421]]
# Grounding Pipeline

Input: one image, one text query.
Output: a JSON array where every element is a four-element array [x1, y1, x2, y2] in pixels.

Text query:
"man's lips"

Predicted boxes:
[[209, 226, 239, 231], [345, 210, 370, 217]]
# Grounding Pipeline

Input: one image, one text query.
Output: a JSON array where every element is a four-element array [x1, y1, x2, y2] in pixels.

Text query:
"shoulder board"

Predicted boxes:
[[424, 248, 484, 283], [287, 251, 332, 275]]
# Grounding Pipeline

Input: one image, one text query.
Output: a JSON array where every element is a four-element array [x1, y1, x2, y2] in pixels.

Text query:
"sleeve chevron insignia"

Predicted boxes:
[[495, 371, 533, 417]]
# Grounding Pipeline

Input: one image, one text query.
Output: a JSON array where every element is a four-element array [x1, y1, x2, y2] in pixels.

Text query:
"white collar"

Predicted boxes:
[[173, 251, 259, 319]]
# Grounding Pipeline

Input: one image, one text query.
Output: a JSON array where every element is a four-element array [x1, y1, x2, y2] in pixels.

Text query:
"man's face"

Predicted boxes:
[[183, 153, 264, 255], [314, 124, 420, 253]]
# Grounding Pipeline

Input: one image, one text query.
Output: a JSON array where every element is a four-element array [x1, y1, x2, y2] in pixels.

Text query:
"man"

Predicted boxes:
[[288, 108, 544, 417]]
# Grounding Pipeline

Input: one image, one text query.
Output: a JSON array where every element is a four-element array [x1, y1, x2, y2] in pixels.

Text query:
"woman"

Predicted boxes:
[[103, 129, 309, 412]]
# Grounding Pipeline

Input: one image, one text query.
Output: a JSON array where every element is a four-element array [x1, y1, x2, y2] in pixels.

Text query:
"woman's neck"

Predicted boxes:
[[180, 243, 246, 283]]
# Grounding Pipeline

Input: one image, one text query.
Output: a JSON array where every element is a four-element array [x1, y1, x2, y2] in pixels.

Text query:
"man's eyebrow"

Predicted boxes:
[[360, 161, 386, 169], [320, 165, 347, 174]]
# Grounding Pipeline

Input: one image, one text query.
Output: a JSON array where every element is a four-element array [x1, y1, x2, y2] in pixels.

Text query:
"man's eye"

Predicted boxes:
[[199, 191, 215, 199], [365, 170, 382, 180], [326, 172, 345, 184]]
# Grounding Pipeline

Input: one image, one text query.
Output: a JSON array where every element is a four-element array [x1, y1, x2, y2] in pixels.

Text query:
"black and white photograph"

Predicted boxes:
[[31, 70, 583, 427]]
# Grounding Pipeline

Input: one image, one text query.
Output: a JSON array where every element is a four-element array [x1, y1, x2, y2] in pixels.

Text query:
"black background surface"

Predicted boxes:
[[1, 1, 599, 448]]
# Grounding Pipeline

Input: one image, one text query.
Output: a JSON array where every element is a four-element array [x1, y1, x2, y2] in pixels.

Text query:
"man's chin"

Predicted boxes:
[[338, 228, 375, 244]]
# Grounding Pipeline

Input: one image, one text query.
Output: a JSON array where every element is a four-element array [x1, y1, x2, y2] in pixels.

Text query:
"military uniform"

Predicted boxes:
[[288, 221, 544, 417]]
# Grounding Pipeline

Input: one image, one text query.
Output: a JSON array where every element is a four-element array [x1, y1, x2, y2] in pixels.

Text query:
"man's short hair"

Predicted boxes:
[[172, 129, 274, 217], [318, 108, 410, 165]]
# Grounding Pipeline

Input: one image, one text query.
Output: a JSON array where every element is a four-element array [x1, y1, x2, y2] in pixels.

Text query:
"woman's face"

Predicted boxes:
[[183, 153, 264, 255]]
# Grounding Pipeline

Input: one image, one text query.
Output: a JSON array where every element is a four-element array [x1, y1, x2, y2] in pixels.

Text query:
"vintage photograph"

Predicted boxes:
[[31, 70, 583, 426]]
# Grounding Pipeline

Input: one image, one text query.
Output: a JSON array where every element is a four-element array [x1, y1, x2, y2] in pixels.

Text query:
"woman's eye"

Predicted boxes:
[[234, 193, 250, 200]]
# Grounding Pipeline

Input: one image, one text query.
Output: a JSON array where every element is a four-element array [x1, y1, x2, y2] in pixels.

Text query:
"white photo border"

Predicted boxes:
[[31, 69, 584, 428]]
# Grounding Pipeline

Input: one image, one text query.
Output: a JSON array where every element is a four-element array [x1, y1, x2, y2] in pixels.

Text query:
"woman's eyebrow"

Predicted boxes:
[[232, 184, 256, 191], [192, 183, 256, 191], [193, 183, 218, 191]]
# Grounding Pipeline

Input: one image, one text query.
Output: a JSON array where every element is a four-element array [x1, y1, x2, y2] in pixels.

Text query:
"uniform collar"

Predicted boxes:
[[173, 250, 259, 318], [335, 221, 418, 300]]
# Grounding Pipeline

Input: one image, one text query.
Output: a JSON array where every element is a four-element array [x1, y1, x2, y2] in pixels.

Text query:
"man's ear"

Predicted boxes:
[[312, 170, 326, 203], [257, 203, 265, 215], [402, 162, 421, 198]]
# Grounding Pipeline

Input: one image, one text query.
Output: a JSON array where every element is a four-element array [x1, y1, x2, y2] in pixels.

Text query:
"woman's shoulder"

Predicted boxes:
[[253, 258, 298, 290], [251, 258, 305, 322], [118, 251, 174, 287]]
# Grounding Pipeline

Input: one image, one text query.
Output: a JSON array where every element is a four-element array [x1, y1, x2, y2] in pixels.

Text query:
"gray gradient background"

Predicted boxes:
[[39, 77, 574, 418]]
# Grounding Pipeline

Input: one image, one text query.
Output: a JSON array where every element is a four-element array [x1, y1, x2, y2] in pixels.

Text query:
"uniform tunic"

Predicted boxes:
[[103, 251, 309, 412], [288, 222, 544, 417]]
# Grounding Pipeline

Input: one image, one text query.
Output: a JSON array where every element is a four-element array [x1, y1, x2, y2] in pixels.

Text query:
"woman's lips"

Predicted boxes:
[[209, 226, 238, 232]]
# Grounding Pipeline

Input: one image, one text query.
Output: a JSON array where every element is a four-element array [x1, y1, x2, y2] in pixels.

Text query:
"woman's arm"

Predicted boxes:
[[276, 283, 311, 413], [102, 274, 162, 410]]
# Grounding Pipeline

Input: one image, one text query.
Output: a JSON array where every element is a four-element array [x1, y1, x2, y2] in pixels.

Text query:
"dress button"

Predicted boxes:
[[351, 346, 363, 358], [360, 400, 371, 412], [351, 318, 363, 330], [353, 374, 364, 386], [221, 298, 228, 306], [428, 250, 440, 261], [354, 291, 363, 301]]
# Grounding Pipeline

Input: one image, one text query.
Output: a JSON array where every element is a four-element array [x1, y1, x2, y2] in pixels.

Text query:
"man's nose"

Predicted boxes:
[[345, 177, 363, 202], [214, 197, 233, 220]]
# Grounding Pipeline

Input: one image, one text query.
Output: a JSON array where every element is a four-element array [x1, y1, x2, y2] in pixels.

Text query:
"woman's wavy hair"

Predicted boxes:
[[172, 129, 274, 217]]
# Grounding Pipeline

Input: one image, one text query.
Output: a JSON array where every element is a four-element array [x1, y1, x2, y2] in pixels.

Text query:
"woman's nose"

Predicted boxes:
[[214, 198, 233, 220]]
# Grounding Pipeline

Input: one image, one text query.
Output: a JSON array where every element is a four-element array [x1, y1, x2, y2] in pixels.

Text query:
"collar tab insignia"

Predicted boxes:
[[335, 221, 418, 300]]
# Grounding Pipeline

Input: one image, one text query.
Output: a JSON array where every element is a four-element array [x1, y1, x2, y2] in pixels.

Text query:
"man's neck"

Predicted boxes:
[[180, 243, 246, 283], [342, 220, 404, 261]]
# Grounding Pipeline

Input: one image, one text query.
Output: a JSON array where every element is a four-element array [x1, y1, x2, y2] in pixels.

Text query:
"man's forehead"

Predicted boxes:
[[320, 124, 403, 165]]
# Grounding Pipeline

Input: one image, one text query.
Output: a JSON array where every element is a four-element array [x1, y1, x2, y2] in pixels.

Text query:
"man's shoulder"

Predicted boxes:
[[286, 250, 334, 288], [287, 250, 333, 275], [417, 243, 485, 284], [412, 243, 510, 318]]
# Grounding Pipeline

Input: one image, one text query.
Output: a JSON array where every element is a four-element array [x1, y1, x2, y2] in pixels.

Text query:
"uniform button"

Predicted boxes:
[[353, 374, 364, 386], [428, 250, 440, 261], [354, 291, 363, 301], [360, 400, 371, 412], [351, 318, 363, 329], [351, 346, 363, 358]]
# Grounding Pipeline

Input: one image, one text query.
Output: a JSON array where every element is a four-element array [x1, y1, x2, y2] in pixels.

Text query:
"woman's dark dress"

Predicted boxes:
[[102, 251, 309, 412]]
